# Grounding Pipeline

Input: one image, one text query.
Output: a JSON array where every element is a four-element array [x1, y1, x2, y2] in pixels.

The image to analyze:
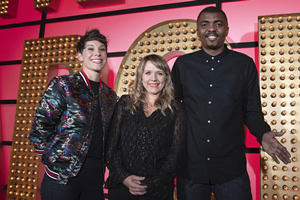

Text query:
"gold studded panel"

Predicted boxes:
[[0, 0, 18, 18], [33, 0, 59, 11], [0, 0, 10, 15], [259, 14, 300, 200], [7, 35, 81, 200], [33, 0, 51, 8], [114, 19, 231, 97]]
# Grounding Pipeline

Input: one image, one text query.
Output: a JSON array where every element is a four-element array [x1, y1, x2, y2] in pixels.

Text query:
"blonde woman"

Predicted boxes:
[[106, 54, 186, 200]]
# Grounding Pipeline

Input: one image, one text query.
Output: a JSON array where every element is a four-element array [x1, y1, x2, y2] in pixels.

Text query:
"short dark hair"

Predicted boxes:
[[76, 28, 108, 54], [197, 6, 228, 23]]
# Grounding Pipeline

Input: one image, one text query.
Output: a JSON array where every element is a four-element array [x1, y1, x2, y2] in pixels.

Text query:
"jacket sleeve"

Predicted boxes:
[[244, 60, 271, 144], [105, 95, 130, 186], [142, 101, 186, 196], [28, 77, 66, 156]]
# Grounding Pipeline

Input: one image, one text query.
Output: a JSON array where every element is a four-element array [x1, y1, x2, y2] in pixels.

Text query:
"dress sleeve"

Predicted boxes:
[[28, 77, 66, 156], [244, 60, 271, 144], [105, 95, 130, 186], [142, 101, 186, 195]]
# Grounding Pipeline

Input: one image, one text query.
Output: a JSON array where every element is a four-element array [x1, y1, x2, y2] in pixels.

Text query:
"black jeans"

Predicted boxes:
[[177, 172, 252, 200], [41, 157, 104, 200]]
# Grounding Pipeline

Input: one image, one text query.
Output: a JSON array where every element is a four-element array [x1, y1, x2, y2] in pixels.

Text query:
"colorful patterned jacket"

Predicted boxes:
[[29, 71, 117, 184]]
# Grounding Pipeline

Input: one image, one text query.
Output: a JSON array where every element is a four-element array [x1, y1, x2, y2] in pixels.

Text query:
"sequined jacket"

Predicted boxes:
[[29, 71, 117, 184], [106, 95, 186, 199]]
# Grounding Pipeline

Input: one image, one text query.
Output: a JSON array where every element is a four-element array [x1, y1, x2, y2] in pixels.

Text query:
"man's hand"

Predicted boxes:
[[262, 131, 291, 164], [123, 175, 147, 195]]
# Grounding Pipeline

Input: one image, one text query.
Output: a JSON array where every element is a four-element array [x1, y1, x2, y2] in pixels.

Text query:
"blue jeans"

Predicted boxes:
[[41, 157, 104, 200], [177, 172, 252, 200]]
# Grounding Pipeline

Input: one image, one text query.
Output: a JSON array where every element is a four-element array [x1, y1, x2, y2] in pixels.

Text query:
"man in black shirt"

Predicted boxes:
[[172, 6, 291, 200]]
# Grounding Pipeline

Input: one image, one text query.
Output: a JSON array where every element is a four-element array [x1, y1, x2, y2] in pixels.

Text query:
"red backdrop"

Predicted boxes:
[[1, 0, 299, 199]]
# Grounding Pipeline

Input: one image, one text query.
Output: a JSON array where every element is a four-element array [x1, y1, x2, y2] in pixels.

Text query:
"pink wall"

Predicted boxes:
[[0, 0, 299, 199]]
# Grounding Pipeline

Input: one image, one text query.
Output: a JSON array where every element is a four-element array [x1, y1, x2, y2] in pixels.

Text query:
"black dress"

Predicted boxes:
[[106, 95, 186, 200]]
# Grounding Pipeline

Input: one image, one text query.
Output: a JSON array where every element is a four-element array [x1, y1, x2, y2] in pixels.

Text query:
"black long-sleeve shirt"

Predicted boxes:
[[87, 80, 103, 159], [172, 47, 270, 184], [105, 95, 186, 199]]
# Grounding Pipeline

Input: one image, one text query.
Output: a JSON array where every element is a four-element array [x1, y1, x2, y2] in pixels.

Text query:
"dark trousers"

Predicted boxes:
[[177, 172, 252, 200], [41, 157, 104, 200], [108, 183, 174, 200]]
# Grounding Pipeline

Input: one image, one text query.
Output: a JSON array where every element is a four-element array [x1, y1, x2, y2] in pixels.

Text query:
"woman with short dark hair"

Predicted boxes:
[[29, 28, 117, 200]]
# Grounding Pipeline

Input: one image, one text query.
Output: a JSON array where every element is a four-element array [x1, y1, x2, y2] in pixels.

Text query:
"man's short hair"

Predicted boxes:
[[197, 6, 228, 23]]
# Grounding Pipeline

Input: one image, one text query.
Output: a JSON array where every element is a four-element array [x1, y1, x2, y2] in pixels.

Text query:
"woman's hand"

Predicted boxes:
[[122, 175, 148, 195]]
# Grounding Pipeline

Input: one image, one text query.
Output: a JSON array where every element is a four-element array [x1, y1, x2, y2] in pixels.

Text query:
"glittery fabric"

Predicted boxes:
[[106, 95, 186, 199], [29, 72, 117, 184]]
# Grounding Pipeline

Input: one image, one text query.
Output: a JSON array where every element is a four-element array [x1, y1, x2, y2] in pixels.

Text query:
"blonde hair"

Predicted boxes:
[[127, 54, 174, 115]]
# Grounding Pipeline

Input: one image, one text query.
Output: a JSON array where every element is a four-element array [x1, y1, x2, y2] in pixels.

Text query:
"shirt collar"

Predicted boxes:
[[79, 70, 102, 89], [199, 45, 230, 61]]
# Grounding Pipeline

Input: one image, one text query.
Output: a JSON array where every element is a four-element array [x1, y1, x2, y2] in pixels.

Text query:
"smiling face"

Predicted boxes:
[[197, 11, 229, 56], [77, 40, 107, 80], [142, 61, 166, 99]]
